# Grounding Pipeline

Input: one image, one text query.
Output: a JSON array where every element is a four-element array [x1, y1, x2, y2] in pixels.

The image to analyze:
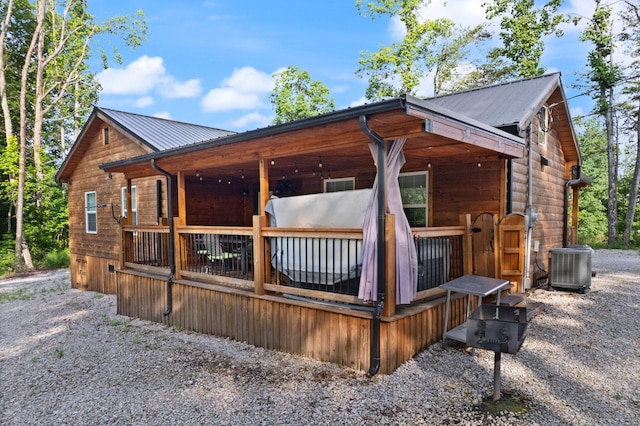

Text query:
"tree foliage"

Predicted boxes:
[[484, 0, 570, 78], [355, 0, 489, 99], [575, 118, 608, 243], [0, 0, 146, 272], [580, 0, 624, 246], [269, 66, 335, 125]]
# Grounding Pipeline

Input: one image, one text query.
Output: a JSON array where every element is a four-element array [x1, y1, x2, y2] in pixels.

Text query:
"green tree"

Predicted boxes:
[[484, 0, 570, 78], [580, 0, 624, 246], [575, 117, 608, 244], [619, 0, 640, 246], [355, 0, 489, 100], [269, 66, 335, 125], [0, 0, 146, 271]]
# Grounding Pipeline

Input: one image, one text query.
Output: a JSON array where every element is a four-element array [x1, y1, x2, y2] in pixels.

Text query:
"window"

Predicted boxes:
[[398, 171, 428, 227], [85, 191, 97, 233], [121, 186, 137, 225], [537, 106, 547, 146], [103, 127, 109, 145], [324, 177, 355, 193]]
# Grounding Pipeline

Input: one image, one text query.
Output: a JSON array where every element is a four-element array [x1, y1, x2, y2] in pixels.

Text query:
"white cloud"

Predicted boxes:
[[96, 55, 202, 99], [222, 66, 275, 94], [229, 112, 272, 129], [159, 78, 202, 98], [202, 88, 262, 112], [97, 56, 166, 95], [201, 66, 275, 113], [133, 96, 154, 108], [153, 111, 172, 120]]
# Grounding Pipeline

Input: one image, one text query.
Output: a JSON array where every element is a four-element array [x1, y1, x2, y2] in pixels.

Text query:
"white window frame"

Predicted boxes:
[[85, 191, 97, 234], [121, 186, 137, 225], [323, 177, 355, 193], [398, 171, 428, 227], [538, 106, 548, 146]]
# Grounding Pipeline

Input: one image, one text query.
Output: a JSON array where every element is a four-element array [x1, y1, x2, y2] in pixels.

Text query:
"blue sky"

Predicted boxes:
[[89, 0, 599, 132]]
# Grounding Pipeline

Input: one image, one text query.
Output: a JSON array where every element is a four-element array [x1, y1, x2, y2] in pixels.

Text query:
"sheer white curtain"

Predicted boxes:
[[358, 139, 418, 304]]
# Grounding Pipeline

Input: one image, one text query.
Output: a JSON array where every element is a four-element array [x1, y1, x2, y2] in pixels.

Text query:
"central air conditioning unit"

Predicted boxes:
[[549, 245, 592, 292]]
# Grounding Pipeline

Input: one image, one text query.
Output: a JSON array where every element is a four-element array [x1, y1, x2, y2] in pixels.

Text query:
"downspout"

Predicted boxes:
[[151, 159, 175, 316], [359, 115, 386, 377], [563, 165, 582, 247], [523, 125, 536, 291], [506, 160, 513, 214]]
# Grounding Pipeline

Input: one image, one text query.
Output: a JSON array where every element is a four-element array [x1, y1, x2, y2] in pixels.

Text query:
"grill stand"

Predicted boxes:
[[493, 351, 502, 401]]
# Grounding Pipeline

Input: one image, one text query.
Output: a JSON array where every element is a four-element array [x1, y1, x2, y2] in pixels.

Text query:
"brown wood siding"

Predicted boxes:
[[510, 125, 570, 280], [116, 271, 468, 374], [67, 119, 158, 290], [431, 160, 502, 226], [70, 253, 118, 293]]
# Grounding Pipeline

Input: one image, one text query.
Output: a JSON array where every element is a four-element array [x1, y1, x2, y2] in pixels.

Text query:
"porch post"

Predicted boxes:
[[174, 171, 186, 280], [258, 158, 272, 285], [571, 187, 579, 245], [120, 178, 133, 270], [460, 214, 473, 275], [383, 213, 396, 317], [253, 214, 266, 295], [176, 171, 186, 226], [123, 179, 133, 226], [258, 158, 269, 215]]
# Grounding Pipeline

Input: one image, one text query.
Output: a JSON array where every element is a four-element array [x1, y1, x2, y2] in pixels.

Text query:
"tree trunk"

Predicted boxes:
[[0, 0, 15, 235], [606, 86, 618, 246], [622, 100, 640, 246], [0, 0, 14, 140], [15, 0, 45, 269]]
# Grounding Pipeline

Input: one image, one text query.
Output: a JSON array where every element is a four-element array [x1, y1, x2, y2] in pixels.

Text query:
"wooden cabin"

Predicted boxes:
[[55, 108, 235, 293], [56, 73, 585, 374]]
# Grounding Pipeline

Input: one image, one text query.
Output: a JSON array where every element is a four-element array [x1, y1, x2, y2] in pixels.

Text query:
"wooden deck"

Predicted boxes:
[[116, 269, 471, 374]]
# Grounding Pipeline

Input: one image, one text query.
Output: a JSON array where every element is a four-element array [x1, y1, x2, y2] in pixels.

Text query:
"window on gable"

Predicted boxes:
[[85, 191, 97, 233], [398, 171, 428, 227], [324, 177, 355, 193], [121, 186, 138, 225], [538, 106, 548, 146], [103, 127, 109, 145]]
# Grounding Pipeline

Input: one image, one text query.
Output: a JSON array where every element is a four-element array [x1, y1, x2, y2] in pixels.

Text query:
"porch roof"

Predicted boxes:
[[100, 94, 525, 180]]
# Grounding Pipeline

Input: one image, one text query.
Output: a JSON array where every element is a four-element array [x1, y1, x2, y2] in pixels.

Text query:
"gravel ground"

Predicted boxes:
[[1, 249, 639, 425]]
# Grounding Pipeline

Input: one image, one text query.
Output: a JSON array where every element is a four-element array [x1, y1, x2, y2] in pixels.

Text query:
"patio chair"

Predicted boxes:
[[202, 234, 239, 274]]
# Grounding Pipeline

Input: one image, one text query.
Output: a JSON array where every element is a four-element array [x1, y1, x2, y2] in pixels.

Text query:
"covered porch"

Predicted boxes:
[[104, 95, 525, 374]]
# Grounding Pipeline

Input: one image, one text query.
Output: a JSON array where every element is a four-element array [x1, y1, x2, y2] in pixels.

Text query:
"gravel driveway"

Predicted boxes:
[[1, 249, 639, 425]]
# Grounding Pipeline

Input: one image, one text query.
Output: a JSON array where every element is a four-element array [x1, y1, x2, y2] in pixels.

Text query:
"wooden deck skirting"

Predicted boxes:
[[116, 269, 471, 374]]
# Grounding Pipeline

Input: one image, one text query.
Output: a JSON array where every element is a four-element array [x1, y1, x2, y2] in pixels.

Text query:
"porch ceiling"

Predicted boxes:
[[101, 95, 525, 180]]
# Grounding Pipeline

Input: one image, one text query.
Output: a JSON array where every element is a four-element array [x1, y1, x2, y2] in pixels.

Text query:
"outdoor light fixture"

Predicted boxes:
[[271, 159, 275, 165], [540, 154, 549, 169], [319, 157, 323, 168]]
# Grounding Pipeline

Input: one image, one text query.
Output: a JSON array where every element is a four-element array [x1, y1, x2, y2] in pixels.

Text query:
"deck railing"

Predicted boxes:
[[121, 220, 470, 307], [176, 226, 254, 289], [122, 226, 171, 272], [261, 228, 365, 305]]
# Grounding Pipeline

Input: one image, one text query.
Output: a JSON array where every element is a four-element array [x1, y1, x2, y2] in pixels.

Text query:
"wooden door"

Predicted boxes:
[[496, 213, 525, 292], [471, 212, 497, 277]]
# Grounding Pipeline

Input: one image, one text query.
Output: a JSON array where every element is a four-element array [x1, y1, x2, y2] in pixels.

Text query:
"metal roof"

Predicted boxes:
[[97, 107, 236, 151], [428, 73, 561, 135]]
